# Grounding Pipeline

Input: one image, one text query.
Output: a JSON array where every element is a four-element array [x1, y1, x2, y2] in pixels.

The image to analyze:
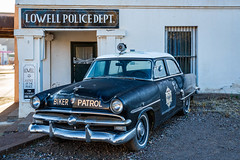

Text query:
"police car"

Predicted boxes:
[[29, 46, 198, 151]]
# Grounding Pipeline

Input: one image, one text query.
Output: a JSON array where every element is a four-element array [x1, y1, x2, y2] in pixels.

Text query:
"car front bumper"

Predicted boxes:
[[29, 122, 136, 145]]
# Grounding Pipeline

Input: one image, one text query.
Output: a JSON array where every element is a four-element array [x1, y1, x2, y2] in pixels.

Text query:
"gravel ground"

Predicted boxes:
[[2, 95, 240, 160]]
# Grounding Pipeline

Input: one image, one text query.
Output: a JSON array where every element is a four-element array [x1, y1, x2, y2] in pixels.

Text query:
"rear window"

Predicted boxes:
[[166, 59, 181, 75]]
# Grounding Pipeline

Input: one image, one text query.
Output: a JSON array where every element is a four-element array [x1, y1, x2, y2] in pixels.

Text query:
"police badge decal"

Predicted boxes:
[[165, 87, 172, 108]]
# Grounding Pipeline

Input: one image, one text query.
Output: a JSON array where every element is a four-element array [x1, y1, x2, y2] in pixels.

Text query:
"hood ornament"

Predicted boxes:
[[73, 85, 84, 92]]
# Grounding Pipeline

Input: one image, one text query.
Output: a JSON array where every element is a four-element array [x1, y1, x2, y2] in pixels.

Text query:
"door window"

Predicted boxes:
[[154, 60, 167, 78]]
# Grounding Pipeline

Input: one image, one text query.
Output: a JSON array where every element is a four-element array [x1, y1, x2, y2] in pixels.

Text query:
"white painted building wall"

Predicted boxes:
[[15, 0, 240, 117]]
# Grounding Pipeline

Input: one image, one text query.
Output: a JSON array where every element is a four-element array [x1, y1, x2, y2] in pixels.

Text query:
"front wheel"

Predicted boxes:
[[126, 113, 149, 151]]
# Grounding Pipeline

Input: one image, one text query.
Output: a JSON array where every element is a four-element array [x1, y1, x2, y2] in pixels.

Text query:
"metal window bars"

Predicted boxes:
[[73, 57, 95, 64], [165, 26, 197, 74]]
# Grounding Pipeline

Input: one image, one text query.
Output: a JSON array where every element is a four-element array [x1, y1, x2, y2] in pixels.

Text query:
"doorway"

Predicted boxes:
[[71, 42, 97, 83]]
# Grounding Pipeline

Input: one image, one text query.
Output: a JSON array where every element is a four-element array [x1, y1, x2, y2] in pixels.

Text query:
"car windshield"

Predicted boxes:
[[85, 59, 152, 80]]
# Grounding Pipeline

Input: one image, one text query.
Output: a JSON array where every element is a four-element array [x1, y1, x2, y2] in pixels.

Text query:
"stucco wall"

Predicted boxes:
[[118, 9, 240, 94]]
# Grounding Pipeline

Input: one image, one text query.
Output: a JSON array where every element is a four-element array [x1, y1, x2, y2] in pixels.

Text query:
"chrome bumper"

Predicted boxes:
[[29, 123, 136, 145]]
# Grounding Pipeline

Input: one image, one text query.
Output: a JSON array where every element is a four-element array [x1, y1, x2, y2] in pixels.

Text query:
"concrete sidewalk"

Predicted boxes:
[[0, 102, 45, 156]]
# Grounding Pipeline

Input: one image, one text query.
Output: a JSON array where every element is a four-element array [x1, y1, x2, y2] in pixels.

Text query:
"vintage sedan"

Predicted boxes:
[[29, 51, 198, 151]]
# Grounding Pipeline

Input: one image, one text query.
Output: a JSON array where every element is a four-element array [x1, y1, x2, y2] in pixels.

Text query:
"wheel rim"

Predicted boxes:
[[184, 97, 190, 113], [136, 114, 149, 146]]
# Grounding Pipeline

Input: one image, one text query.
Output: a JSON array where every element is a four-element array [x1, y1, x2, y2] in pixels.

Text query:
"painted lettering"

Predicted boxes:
[[93, 14, 98, 23], [51, 14, 56, 23], [98, 101, 102, 107], [90, 100, 94, 107], [68, 14, 75, 23], [36, 14, 46, 23], [25, 14, 30, 23], [88, 14, 92, 23], [74, 14, 79, 23], [78, 99, 82, 106], [46, 14, 51, 23], [30, 14, 37, 23], [65, 99, 69, 105], [109, 14, 114, 23], [76, 99, 103, 107], [82, 100, 86, 106], [82, 14, 87, 23], [103, 14, 108, 23], [98, 14, 103, 23], [54, 99, 57, 105], [53, 99, 69, 105], [63, 14, 68, 23], [56, 14, 61, 23]]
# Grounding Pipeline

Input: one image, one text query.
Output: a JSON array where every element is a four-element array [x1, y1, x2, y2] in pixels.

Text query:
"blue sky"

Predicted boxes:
[[0, 0, 15, 13]]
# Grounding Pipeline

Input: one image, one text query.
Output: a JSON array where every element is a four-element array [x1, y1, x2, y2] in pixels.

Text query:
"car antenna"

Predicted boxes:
[[117, 43, 127, 55]]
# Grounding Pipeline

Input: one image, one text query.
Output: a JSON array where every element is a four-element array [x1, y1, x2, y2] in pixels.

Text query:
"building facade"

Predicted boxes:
[[14, 0, 240, 117]]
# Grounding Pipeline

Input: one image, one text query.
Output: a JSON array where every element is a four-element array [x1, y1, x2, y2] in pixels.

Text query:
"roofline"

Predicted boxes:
[[96, 52, 174, 60]]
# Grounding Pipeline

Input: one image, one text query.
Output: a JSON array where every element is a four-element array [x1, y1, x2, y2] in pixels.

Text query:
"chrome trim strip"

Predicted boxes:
[[29, 124, 136, 145], [154, 73, 183, 81], [131, 99, 161, 114], [33, 114, 131, 126], [36, 109, 125, 121], [162, 105, 176, 115]]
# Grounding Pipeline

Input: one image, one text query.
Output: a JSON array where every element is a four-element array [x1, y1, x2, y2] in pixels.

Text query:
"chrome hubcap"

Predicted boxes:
[[137, 121, 145, 139]]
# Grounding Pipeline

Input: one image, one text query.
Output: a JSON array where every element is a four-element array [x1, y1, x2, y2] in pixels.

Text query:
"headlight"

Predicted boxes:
[[110, 99, 123, 114], [31, 96, 41, 109]]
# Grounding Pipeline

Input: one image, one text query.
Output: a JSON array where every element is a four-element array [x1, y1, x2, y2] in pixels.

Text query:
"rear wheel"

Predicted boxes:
[[180, 96, 191, 115], [126, 113, 149, 151]]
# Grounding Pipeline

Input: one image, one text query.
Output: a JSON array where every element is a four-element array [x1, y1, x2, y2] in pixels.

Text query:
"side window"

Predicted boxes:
[[154, 60, 167, 78], [166, 59, 181, 75]]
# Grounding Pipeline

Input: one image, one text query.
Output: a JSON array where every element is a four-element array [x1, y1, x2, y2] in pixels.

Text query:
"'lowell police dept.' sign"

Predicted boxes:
[[21, 9, 119, 29]]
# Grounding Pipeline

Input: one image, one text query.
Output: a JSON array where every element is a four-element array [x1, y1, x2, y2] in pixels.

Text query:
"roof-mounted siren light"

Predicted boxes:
[[117, 43, 127, 54]]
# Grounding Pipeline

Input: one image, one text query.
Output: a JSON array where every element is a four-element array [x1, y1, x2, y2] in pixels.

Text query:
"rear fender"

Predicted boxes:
[[181, 74, 199, 100]]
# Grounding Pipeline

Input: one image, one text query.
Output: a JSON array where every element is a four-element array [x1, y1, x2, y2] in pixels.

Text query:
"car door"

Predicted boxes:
[[154, 59, 176, 116], [165, 59, 183, 111]]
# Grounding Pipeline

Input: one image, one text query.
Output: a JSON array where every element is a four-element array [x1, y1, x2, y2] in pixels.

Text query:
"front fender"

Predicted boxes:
[[118, 82, 160, 129], [32, 84, 72, 109]]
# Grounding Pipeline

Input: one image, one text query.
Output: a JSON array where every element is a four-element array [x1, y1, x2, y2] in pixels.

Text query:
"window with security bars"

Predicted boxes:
[[165, 27, 197, 74]]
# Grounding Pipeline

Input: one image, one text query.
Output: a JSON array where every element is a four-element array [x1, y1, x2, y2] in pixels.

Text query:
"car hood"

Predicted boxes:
[[55, 78, 150, 102]]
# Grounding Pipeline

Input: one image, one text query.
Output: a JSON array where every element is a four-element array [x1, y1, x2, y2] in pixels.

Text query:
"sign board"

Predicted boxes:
[[23, 64, 35, 99], [21, 9, 119, 29]]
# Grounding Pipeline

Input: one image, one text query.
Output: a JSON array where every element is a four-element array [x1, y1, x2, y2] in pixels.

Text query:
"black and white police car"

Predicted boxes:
[[29, 47, 198, 151]]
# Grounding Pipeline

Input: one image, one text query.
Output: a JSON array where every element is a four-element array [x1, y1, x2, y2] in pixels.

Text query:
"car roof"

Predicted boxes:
[[96, 51, 174, 59]]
